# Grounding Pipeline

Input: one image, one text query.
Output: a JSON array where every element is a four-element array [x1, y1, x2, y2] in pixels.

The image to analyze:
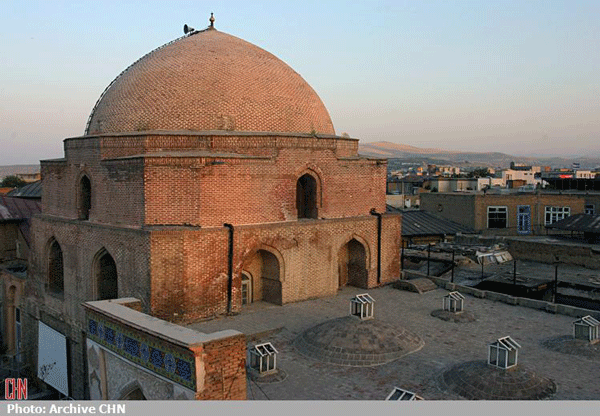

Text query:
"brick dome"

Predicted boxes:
[[85, 28, 335, 136]]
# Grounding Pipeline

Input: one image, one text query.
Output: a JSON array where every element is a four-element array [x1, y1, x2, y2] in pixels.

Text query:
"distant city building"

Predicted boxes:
[[420, 192, 585, 236], [15, 172, 41, 183]]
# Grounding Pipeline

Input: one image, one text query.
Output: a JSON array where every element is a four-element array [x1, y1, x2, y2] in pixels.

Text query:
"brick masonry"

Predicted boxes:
[[85, 29, 335, 136], [26, 28, 401, 399], [29, 131, 400, 398], [149, 215, 401, 322]]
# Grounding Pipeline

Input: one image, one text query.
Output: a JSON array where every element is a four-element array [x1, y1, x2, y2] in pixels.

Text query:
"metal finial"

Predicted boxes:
[[209, 12, 215, 28]]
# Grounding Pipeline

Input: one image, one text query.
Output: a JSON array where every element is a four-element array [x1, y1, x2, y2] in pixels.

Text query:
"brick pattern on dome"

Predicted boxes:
[[294, 316, 424, 366], [440, 360, 557, 400], [86, 30, 335, 136]]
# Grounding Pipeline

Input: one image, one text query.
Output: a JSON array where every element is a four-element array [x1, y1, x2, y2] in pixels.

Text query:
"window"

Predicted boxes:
[[296, 173, 318, 219], [585, 204, 595, 215], [48, 239, 64, 295], [79, 175, 91, 220], [487, 206, 507, 229], [545, 206, 570, 225], [95, 249, 118, 300]]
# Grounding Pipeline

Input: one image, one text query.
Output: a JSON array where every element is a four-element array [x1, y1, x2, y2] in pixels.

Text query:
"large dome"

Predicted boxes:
[[85, 28, 335, 136]]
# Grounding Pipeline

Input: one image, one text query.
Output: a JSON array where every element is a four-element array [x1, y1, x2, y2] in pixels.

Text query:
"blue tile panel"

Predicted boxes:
[[86, 312, 196, 390]]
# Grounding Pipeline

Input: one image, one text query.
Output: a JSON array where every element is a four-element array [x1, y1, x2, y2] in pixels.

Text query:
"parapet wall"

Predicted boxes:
[[506, 238, 600, 269], [84, 298, 246, 400], [420, 274, 600, 320]]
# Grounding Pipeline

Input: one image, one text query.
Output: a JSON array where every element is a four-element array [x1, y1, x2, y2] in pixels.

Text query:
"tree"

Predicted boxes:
[[467, 168, 490, 178], [1, 175, 27, 188]]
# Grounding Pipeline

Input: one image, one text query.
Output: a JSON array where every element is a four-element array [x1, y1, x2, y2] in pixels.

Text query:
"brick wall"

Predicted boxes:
[[28, 216, 151, 327], [143, 148, 385, 227], [84, 300, 246, 400], [475, 194, 584, 234], [421, 192, 585, 235], [420, 193, 477, 229], [507, 238, 600, 269], [194, 334, 247, 400], [42, 140, 145, 227], [0, 223, 19, 261], [149, 215, 401, 322], [33, 130, 397, 397], [25, 216, 152, 399], [51, 133, 380, 229], [584, 194, 600, 214]]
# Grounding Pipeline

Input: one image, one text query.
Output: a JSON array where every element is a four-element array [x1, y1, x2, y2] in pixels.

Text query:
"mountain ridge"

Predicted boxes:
[[358, 141, 600, 169]]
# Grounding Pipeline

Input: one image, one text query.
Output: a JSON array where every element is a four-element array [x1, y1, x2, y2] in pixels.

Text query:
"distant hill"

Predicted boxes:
[[358, 141, 600, 169], [0, 164, 40, 179]]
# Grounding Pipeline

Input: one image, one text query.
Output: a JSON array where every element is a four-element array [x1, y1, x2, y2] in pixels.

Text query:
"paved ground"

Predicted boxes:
[[187, 285, 600, 400]]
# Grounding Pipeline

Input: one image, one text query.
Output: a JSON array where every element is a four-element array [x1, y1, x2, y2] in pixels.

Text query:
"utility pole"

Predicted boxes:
[[427, 243, 431, 276], [451, 249, 455, 283], [553, 263, 559, 303]]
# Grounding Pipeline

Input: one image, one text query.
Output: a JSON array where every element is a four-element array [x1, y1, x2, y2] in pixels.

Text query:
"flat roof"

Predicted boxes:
[[186, 285, 600, 400]]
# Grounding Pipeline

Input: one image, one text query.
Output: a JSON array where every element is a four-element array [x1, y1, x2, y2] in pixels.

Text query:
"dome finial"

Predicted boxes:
[[209, 12, 215, 29]]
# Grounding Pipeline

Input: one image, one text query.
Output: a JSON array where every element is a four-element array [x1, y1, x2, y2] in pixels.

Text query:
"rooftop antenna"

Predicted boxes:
[[209, 12, 215, 29]]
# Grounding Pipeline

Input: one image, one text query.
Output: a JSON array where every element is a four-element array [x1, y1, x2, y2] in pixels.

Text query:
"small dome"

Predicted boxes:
[[85, 28, 335, 136], [294, 316, 424, 366], [440, 360, 556, 400]]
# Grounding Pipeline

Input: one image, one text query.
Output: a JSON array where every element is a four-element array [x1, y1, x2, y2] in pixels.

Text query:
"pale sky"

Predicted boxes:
[[1, 0, 599, 165]]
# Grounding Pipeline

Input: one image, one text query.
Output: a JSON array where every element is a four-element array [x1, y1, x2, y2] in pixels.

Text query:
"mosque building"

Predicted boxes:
[[22, 16, 401, 399]]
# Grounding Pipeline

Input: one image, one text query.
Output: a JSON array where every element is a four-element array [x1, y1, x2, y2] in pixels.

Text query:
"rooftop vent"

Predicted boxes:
[[249, 342, 278, 375], [443, 291, 465, 313], [385, 387, 424, 401], [573, 315, 600, 344], [488, 336, 521, 369], [350, 293, 375, 320]]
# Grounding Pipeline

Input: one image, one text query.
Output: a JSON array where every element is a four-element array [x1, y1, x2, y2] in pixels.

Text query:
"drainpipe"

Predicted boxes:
[[224, 223, 234, 314], [370, 209, 382, 285]]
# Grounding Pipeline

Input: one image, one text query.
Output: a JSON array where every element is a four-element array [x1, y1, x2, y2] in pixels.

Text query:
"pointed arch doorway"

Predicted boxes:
[[338, 238, 368, 289]]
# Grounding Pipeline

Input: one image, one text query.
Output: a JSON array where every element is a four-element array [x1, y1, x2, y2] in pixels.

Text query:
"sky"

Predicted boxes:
[[1, 0, 599, 165]]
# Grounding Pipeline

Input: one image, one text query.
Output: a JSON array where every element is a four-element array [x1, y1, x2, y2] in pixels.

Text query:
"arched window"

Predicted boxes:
[[48, 239, 64, 295], [79, 175, 91, 220], [94, 249, 118, 300], [296, 173, 318, 219]]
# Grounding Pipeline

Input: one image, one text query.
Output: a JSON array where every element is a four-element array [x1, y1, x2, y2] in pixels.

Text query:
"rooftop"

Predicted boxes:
[[6, 180, 42, 199], [547, 214, 600, 233], [187, 285, 600, 400], [387, 208, 474, 237]]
